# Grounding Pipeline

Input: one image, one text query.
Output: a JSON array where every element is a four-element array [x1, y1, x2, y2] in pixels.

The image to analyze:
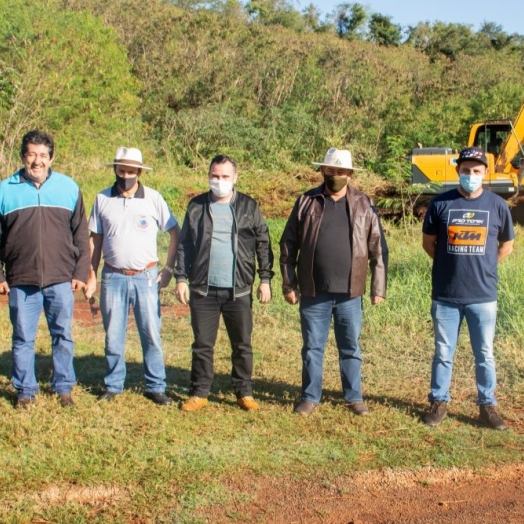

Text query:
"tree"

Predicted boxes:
[[478, 22, 512, 51], [246, 0, 304, 31], [334, 3, 367, 40], [368, 13, 402, 46]]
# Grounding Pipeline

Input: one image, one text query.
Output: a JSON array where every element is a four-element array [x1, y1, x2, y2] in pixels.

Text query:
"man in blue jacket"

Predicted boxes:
[[0, 130, 90, 409], [174, 154, 274, 412]]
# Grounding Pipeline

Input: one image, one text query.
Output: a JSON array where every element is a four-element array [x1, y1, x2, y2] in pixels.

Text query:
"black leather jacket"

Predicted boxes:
[[174, 190, 274, 297], [280, 184, 388, 298]]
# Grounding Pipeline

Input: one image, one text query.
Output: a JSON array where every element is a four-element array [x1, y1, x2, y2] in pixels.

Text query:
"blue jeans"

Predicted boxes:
[[429, 300, 498, 405], [9, 283, 76, 397], [100, 265, 167, 393], [299, 293, 363, 404]]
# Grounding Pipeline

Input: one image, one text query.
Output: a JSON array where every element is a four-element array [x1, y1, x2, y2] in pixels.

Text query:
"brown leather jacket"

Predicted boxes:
[[279, 184, 388, 298]]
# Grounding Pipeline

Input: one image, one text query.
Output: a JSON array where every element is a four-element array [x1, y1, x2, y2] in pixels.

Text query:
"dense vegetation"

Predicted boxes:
[[1, 0, 524, 185]]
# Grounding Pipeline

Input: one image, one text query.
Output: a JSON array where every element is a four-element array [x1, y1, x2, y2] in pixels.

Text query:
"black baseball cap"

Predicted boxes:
[[456, 147, 488, 167]]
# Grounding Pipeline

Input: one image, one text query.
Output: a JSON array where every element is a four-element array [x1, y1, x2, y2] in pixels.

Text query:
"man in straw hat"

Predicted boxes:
[[0, 130, 90, 409], [84, 147, 180, 405], [280, 147, 388, 416]]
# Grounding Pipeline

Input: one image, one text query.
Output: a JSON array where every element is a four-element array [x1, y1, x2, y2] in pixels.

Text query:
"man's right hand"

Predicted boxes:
[[84, 273, 97, 300], [175, 282, 190, 305], [284, 289, 300, 305], [0, 281, 9, 295]]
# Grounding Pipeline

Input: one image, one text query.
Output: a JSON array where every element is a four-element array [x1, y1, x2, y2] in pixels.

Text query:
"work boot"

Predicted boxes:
[[294, 400, 317, 416], [346, 401, 369, 416], [423, 401, 447, 427], [237, 396, 260, 411], [58, 393, 75, 408], [180, 396, 208, 411], [479, 404, 507, 431]]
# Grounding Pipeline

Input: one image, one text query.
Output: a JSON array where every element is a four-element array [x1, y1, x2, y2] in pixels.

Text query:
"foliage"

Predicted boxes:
[[2, 0, 524, 184], [0, 0, 141, 175]]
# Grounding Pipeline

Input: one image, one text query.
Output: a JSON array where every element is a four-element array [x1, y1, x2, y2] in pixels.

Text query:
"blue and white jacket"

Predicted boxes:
[[0, 169, 90, 287]]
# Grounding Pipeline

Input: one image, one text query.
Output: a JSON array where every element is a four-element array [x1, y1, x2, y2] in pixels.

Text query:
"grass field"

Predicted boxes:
[[1, 216, 523, 522]]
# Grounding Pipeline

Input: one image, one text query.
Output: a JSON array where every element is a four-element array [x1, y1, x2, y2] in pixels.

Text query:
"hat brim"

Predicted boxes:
[[105, 161, 153, 171], [312, 162, 355, 170]]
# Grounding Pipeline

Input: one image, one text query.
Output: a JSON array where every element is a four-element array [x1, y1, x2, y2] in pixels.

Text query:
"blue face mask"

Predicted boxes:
[[459, 174, 483, 193]]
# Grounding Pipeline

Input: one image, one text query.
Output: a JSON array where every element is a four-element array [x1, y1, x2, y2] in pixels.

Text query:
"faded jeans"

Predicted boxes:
[[9, 283, 76, 397], [299, 293, 363, 404], [100, 265, 167, 393], [429, 300, 498, 405]]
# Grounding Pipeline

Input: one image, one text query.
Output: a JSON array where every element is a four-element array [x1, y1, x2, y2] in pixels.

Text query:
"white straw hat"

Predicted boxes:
[[105, 147, 152, 171], [312, 148, 353, 170]]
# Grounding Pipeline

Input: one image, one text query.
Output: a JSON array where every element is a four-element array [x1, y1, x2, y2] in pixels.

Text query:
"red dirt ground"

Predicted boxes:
[[196, 464, 524, 523]]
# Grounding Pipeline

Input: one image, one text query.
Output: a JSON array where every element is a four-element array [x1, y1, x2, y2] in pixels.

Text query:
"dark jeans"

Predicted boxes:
[[189, 288, 253, 398]]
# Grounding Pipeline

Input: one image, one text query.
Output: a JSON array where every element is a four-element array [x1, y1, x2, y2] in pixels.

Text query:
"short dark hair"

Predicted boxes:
[[20, 130, 54, 159], [209, 154, 237, 173]]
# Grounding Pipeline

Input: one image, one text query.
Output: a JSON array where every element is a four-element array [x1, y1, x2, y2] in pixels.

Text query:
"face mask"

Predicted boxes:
[[209, 179, 234, 198], [115, 175, 138, 192], [459, 174, 483, 194], [323, 175, 347, 193]]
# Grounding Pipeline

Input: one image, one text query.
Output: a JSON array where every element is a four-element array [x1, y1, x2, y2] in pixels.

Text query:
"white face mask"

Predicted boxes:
[[209, 179, 234, 198], [459, 173, 483, 193]]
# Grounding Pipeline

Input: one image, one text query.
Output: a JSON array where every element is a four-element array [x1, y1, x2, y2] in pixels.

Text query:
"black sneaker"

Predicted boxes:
[[144, 392, 172, 406], [97, 391, 119, 402], [479, 404, 507, 431], [423, 401, 447, 427]]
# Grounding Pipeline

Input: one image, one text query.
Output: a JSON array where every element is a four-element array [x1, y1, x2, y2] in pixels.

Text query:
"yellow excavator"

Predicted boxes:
[[410, 103, 524, 195]]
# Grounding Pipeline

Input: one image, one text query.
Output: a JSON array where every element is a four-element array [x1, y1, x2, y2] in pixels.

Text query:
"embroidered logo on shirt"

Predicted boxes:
[[137, 216, 149, 229]]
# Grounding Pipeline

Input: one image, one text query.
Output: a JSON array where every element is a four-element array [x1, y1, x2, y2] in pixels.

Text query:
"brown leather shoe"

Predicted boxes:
[[237, 396, 260, 411], [15, 396, 34, 410], [59, 393, 75, 408], [180, 396, 208, 411], [346, 401, 369, 416], [294, 400, 317, 415]]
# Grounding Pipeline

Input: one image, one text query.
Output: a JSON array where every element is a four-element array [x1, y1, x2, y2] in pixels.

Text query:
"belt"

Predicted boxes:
[[104, 261, 156, 276]]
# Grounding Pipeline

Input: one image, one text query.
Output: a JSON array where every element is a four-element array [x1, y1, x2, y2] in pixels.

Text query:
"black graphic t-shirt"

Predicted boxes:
[[422, 189, 514, 304]]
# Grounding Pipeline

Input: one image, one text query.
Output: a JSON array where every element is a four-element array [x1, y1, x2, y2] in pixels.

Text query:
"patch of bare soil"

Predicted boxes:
[[0, 289, 189, 328], [198, 464, 524, 523]]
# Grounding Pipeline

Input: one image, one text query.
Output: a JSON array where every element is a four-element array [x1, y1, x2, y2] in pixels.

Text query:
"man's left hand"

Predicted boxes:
[[156, 269, 173, 290], [371, 295, 385, 305], [257, 282, 271, 303], [71, 279, 85, 292]]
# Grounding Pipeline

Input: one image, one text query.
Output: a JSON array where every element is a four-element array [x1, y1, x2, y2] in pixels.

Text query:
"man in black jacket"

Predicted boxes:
[[174, 155, 274, 411]]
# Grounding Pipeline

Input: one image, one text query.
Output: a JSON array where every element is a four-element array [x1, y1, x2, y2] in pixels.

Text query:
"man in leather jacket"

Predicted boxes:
[[175, 154, 274, 412], [280, 148, 388, 416]]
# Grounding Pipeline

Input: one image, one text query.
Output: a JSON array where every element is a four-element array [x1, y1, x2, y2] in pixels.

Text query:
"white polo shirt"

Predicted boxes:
[[88, 183, 177, 270]]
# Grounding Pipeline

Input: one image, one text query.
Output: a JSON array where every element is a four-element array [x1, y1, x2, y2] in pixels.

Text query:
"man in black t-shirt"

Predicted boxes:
[[280, 148, 388, 416], [422, 146, 514, 430]]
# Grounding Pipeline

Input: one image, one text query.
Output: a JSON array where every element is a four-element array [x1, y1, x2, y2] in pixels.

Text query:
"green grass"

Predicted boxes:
[[1, 165, 524, 522]]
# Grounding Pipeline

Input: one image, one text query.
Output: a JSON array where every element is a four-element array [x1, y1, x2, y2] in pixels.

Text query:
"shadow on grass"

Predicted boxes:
[[321, 390, 480, 428], [0, 349, 301, 408], [0, 351, 482, 426]]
